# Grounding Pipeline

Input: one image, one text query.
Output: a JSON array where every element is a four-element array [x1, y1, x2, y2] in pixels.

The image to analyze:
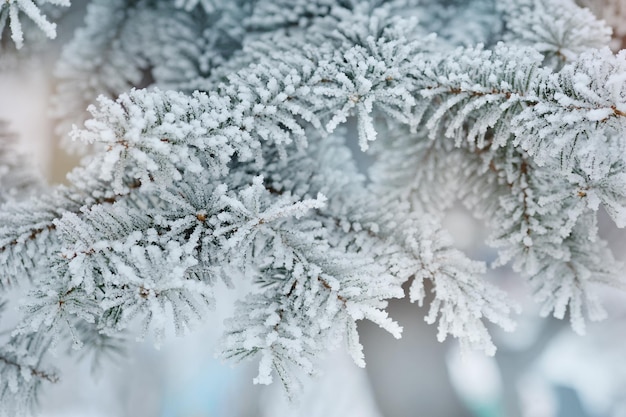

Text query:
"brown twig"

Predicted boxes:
[[0, 356, 58, 383]]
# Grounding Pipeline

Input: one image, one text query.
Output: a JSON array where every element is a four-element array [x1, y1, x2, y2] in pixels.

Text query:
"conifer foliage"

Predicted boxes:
[[0, 0, 625, 413]]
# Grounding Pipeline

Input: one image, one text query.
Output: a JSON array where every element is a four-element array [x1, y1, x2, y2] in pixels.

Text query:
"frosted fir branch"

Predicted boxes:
[[458, 145, 624, 331], [68, 10, 430, 192], [215, 168, 404, 388], [417, 43, 626, 141], [482, 153, 585, 274], [38, 163, 404, 387], [498, 0, 611, 67], [70, 89, 242, 194], [295, 6, 436, 149], [34, 176, 331, 347], [220, 233, 403, 391], [215, 176, 328, 250], [514, 48, 626, 147], [91, 241, 210, 343], [21, 225, 213, 346], [0, 172, 145, 289], [220, 292, 321, 395], [0, 163, 146, 286], [227, 275, 400, 393], [461, 150, 561, 266], [0, 0, 70, 49], [14, 283, 101, 351], [0, 187, 84, 287], [53, 0, 247, 145], [414, 44, 626, 225], [0, 332, 58, 417], [511, 49, 626, 225], [69, 80, 311, 193], [312, 40, 419, 151], [49, 200, 214, 342], [529, 221, 623, 335], [313, 177, 516, 356], [374, 209, 516, 356], [219, 5, 437, 141], [370, 121, 619, 336], [207, 3, 429, 90], [567, 159, 626, 229], [70, 23, 626, 218], [414, 43, 546, 147]]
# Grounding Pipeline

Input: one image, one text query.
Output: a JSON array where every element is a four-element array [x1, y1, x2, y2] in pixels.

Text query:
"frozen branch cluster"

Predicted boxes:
[[0, 0, 625, 413]]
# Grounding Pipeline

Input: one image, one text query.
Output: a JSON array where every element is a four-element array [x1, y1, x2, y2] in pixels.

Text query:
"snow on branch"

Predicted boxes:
[[0, 0, 70, 49]]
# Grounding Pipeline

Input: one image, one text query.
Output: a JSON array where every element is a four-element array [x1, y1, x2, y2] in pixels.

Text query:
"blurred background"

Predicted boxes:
[[1, 1, 626, 416]]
